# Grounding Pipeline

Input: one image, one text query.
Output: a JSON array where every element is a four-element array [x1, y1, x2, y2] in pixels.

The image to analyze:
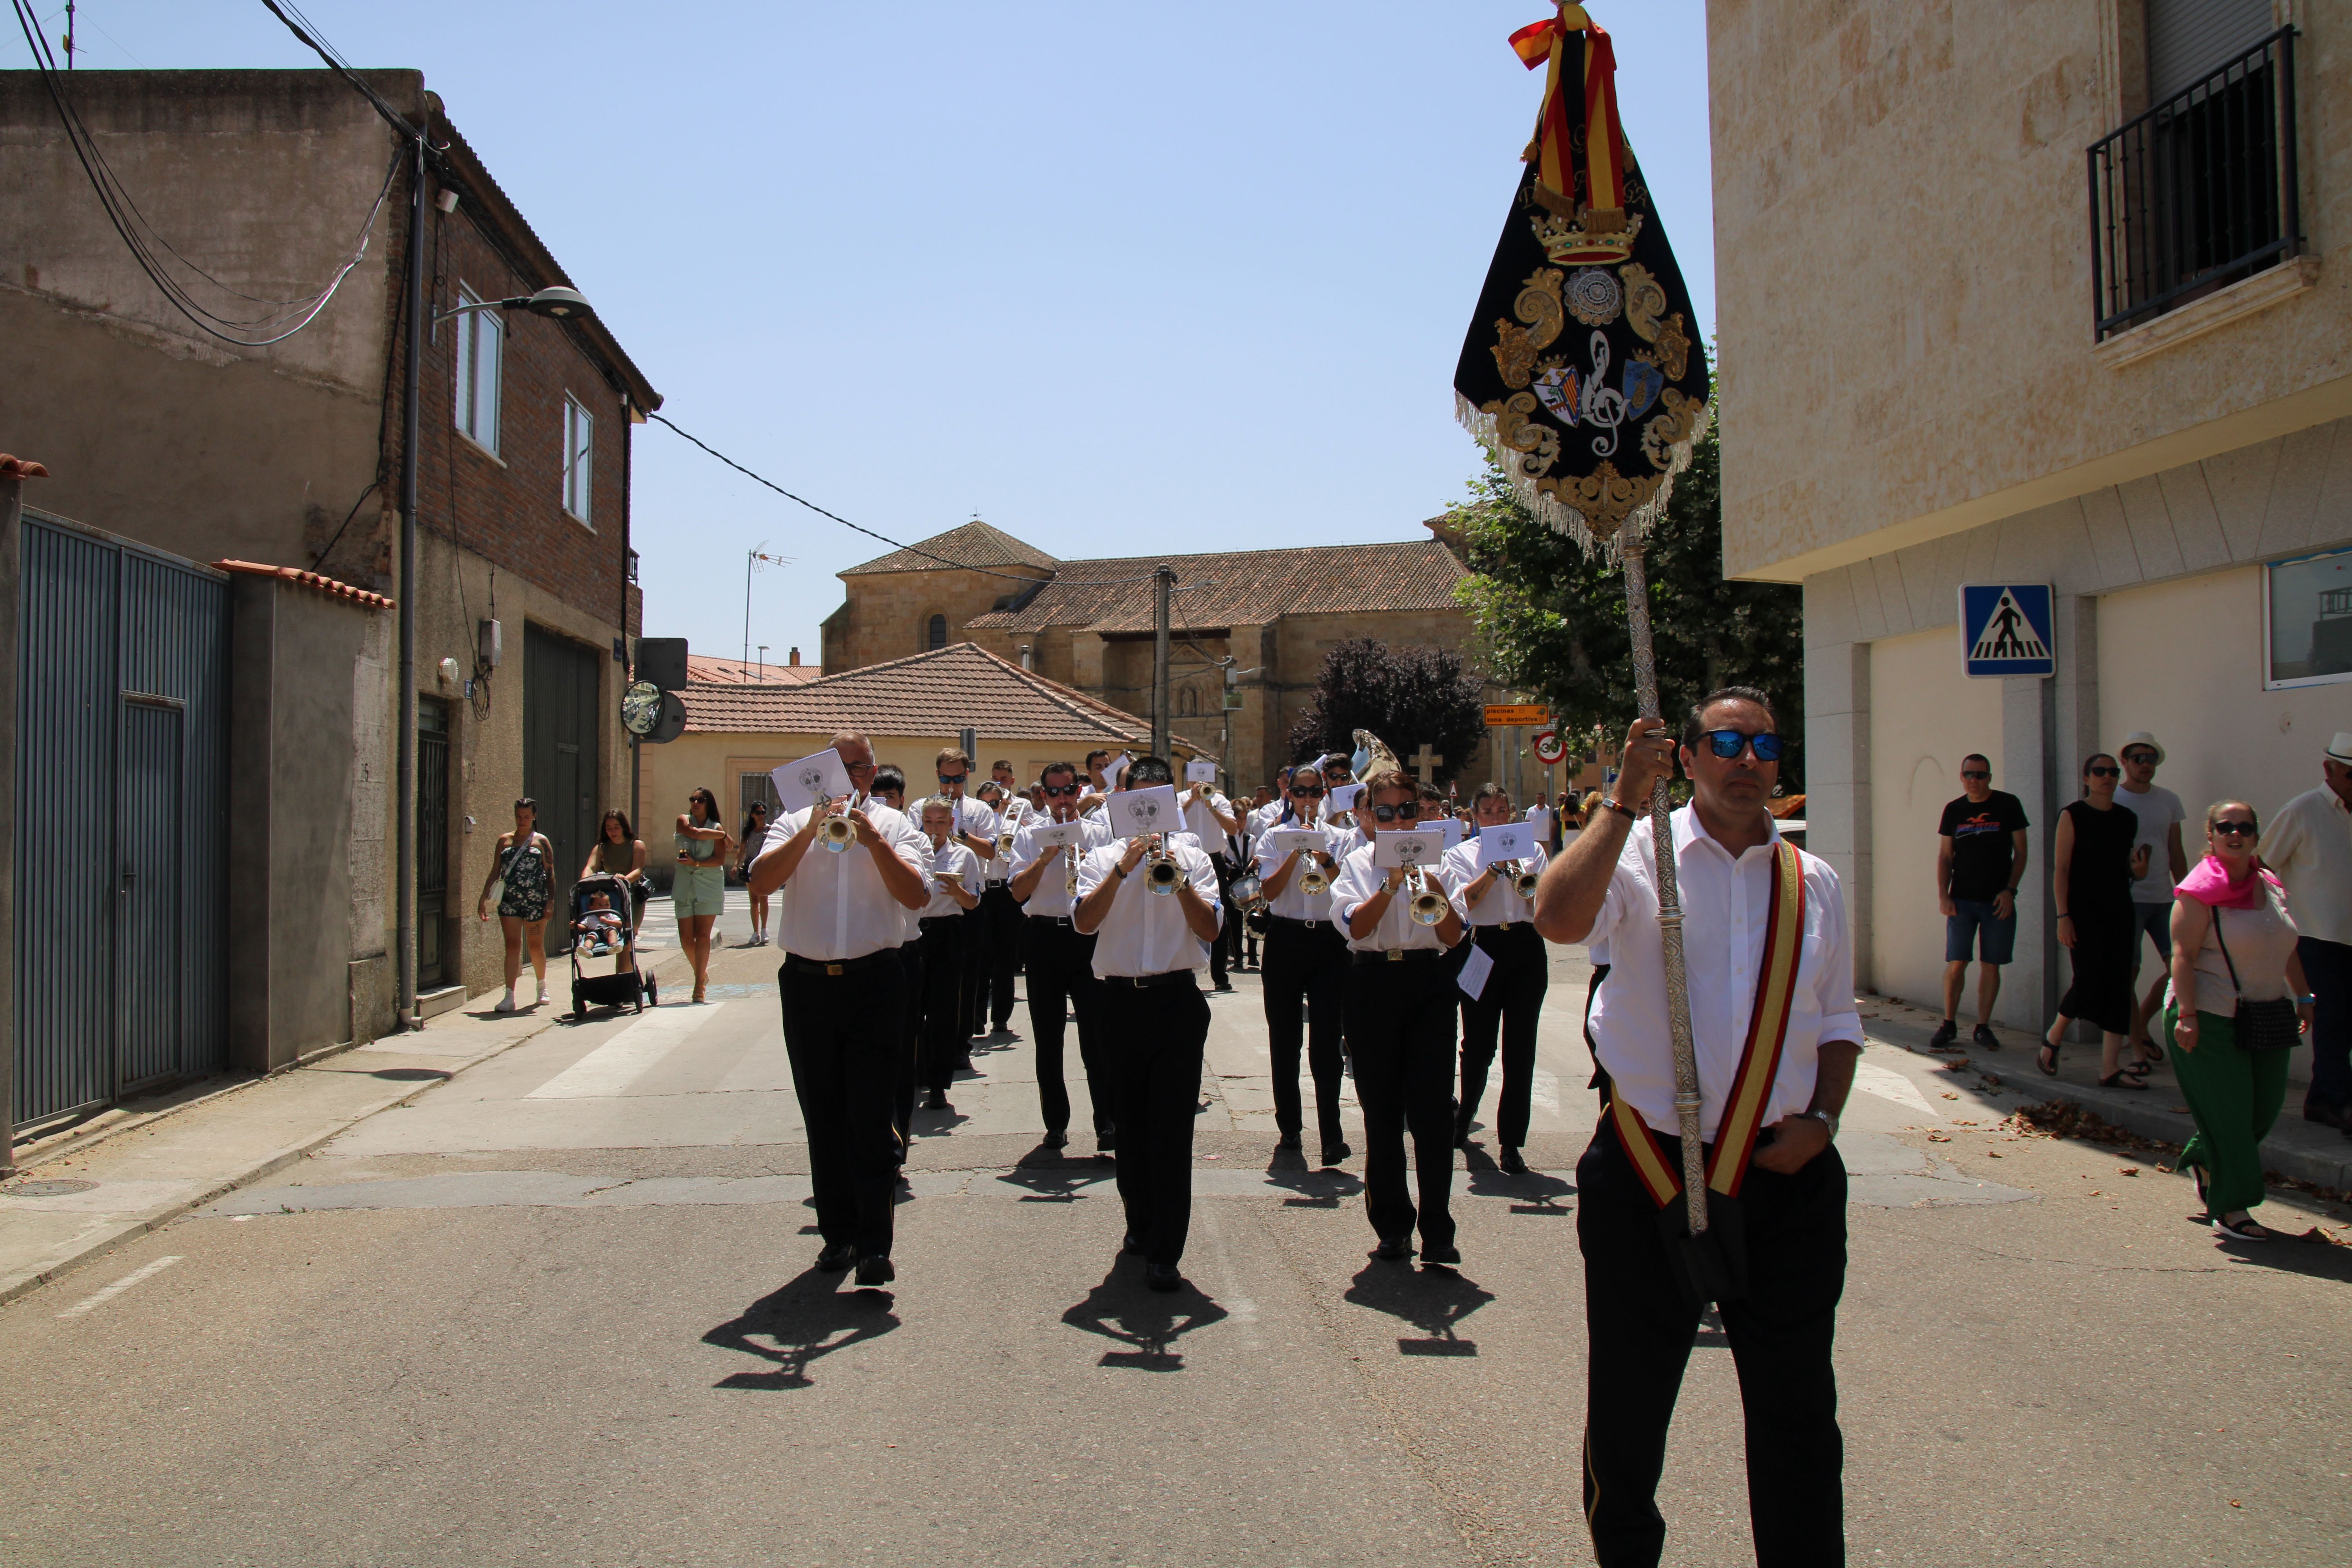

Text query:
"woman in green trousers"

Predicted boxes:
[[2165, 799, 2315, 1241]]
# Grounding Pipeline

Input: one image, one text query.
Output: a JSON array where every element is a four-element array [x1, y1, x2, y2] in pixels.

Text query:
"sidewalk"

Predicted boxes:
[[1857, 991, 2352, 1192], [0, 947, 686, 1307]]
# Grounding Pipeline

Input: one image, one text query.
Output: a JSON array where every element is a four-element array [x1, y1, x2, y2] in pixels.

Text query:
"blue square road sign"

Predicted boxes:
[[1959, 584, 2055, 678]]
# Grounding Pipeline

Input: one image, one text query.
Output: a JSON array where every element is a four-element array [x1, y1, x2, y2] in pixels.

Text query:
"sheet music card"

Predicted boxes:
[[773, 749, 853, 815], [1105, 784, 1180, 841], [1475, 822, 1536, 867], [1372, 830, 1444, 869]]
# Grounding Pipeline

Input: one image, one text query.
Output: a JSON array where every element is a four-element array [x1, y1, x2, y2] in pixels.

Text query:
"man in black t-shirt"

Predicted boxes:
[[1934, 755, 2031, 1051]]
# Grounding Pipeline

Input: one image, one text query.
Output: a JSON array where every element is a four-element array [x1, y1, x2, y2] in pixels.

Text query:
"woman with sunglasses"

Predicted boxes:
[[2042, 755, 2151, 1083], [673, 787, 735, 1005], [2165, 800, 2312, 1241], [1329, 733, 1468, 1268], [739, 800, 772, 947]]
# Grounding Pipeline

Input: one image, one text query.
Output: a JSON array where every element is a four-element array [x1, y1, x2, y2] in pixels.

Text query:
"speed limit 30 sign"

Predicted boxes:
[[1532, 729, 1566, 765]]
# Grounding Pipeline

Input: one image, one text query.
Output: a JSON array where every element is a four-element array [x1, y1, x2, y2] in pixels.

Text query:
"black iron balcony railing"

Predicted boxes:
[[2089, 27, 2301, 341]]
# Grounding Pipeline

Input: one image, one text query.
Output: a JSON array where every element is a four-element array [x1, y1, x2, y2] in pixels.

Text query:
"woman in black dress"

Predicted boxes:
[[2042, 753, 2152, 1084]]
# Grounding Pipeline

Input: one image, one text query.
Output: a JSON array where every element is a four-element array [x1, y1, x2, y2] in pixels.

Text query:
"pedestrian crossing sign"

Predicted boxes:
[[1959, 584, 2054, 677]]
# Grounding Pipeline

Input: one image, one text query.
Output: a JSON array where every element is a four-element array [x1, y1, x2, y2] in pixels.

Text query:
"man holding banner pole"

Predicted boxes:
[[1535, 688, 1859, 1566]]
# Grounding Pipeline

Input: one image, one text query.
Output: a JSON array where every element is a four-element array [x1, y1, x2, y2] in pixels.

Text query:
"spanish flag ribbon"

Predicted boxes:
[[1510, 6, 1626, 220]]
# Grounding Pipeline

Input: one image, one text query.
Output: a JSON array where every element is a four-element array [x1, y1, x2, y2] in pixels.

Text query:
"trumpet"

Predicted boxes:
[[1144, 834, 1184, 897], [1407, 865, 1449, 926], [1299, 854, 1330, 898], [815, 793, 857, 852], [1510, 860, 1541, 900]]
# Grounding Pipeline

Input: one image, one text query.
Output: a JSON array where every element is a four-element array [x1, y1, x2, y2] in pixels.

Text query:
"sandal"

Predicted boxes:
[[2122, 1058, 2154, 1077], [2212, 1216, 2270, 1242], [2188, 1163, 2210, 1216], [2096, 1069, 2149, 1090], [2036, 1044, 2060, 1077]]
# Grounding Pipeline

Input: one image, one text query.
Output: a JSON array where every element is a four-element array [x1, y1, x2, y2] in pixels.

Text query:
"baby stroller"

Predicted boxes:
[[567, 873, 650, 1019]]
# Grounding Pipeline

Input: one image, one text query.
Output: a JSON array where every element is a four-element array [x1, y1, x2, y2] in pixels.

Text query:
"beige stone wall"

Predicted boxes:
[[824, 566, 1051, 672], [1710, 0, 2350, 581]]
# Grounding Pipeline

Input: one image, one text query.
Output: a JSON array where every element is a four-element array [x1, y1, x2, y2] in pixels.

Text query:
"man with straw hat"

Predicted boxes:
[[2259, 731, 2352, 1134]]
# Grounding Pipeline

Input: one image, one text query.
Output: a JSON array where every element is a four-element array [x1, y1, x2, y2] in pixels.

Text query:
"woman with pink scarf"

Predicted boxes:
[[2166, 799, 2316, 1241]]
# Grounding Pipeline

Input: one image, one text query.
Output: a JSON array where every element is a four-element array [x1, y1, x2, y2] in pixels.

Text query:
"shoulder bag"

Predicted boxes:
[[2210, 901, 2299, 1053]]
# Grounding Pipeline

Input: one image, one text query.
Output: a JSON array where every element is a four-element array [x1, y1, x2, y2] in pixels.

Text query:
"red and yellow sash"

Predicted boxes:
[[1608, 839, 1806, 1206], [1507, 5, 1627, 221]]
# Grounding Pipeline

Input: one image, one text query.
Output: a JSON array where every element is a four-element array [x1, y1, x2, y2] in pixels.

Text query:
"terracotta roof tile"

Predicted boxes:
[[686, 653, 823, 685], [964, 539, 1466, 634], [680, 642, 1218, 759], [216, 559, 394, 611], [840, 521, 1062, 577]]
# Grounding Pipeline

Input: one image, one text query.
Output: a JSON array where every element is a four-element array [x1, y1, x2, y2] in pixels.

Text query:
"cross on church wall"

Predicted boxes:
[[1409, 743, 1442, 784]]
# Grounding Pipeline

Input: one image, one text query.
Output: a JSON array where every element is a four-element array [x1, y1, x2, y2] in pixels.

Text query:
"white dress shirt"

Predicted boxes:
[[918, 839, 980, 920], [758, 799, 928, 961], [1329, 841, 1464, 954], [979, 797, 1031, 884], [2259, 785, 2352, 947], [1075, 840, 1222, 976], [1010, 814, 1113, 919], [1253, 820, 1348, 924], [1247, 799, 1289, 839], [1443, 839, 1550, 927], [1179, 786, 1237, 849], [1585, 806, 1862, 1142]]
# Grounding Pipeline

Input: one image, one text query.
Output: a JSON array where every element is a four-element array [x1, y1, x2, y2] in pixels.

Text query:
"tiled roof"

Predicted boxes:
[[679, 641, 1218, 759], [0, 454, 49, 480], [686, 653, 822, 685], [216, 559, 394, 611], [841, 521, 1062, 577], [964, 539, 1467, 634]]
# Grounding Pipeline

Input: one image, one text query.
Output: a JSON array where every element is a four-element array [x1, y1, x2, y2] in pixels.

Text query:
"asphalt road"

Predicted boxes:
[[4, 929, 2348, 1567]]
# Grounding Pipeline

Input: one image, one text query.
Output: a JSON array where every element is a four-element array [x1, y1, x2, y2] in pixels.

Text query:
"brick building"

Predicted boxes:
[[0, 68, 659, 1115], [819, 521, 1510, 788]]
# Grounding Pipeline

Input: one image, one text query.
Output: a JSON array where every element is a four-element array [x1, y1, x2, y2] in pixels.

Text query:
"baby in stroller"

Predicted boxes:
[[575, 889, 627, 956]]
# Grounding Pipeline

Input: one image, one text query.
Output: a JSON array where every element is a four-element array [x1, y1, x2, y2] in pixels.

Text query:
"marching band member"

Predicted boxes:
[[915, 800, 982, 1113], [747, 732, 929, 1289], [975, 777, 1030, 1037], [1252, 760, 1352, 1166], [1073, 756, 1222, 1292], [1442, 783, 1550, 1174], [1179, 766, 1242, 992], [869, 766, 923, 1156], [1328, 733, 1467, 1268], [1008, 762, 1115, 1153], [918, 748, 1000, 1052], [1535, 688, 1860, 1565]]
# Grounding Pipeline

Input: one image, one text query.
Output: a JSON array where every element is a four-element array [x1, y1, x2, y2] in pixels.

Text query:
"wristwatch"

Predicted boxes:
[[1802, 1107, 1838, 1141]]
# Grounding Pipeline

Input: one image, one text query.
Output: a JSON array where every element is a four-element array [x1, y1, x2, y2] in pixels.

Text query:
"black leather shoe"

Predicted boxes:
[[1370, 1235, 1414, 1262], [1498, 1148, 1528, 1176], [1929, 1018, 1959, 1050], [1122, 1233, 1146, 1256], [854, 1255, 895, 1287], [1275, 1132, 1302, 1152], [922, 1088, 951, 1112], [1320, 1141, 1351, 1167], [1042, 1128, 1070, 1149], [2306, 1100, 2352, 1131], [814, 1242, 857, 1272], [1453, 1122, 1472, 1151], [1146, 1263, 1183, 1292], [1419, 1241, 1462, 1268]]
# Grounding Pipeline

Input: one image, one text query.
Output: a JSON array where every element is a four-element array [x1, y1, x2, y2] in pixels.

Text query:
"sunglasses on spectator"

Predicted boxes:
[[2123, 750, 2158, 764], [2213, 820, 2258, 837], [1371, 802, 1421, 822], [1697, 729, 1786, 761], [2086, 765, 2120, 778], [1960, 770, 1989, 780], [1041, 783, 1082, 797]]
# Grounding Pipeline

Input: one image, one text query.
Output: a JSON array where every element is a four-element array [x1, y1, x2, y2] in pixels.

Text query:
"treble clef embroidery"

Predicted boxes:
[[1580, 329, 1625, 458]]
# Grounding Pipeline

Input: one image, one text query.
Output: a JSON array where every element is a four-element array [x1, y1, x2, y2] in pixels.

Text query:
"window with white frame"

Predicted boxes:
[[562, 394, 594, 527], [453, 284, 502, 454], [2265, 544, 2352, 689]]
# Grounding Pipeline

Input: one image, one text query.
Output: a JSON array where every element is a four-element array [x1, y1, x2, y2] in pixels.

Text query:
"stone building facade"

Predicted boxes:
[[819, 521, 1512, 788]]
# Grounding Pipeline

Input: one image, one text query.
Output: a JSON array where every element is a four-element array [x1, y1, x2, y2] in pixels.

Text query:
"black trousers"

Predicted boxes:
[[1206, 856, 1232, 985], [1025, 916, 1112, 1136], [1577, 1118, 1847, 1568], [974, 884, 1024, 1031], [1458, 923, 1550, 1149], [1345, 955, 1459, 1249], [892, 944, 922, 1148], [780, 956, 904, 1259], [1101, 979, 1209, 1266], [1262, 917, 1349, 1144], [918, 917, 967, 1093]]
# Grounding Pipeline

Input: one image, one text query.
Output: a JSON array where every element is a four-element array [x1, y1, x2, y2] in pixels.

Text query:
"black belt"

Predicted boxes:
[[783, 949, 898, 978], [1267, 913, 1336, 932], [1027, 913, 1076, 928], [1101, 969, 1197, 989], [918, 916, 962, 932], [1472, 919, 1539, 937], [1352, 947, 1444, 965]]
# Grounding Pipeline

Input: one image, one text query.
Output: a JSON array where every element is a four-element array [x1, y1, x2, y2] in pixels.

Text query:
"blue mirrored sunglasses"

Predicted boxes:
[[1701, 729, 1786, 762]]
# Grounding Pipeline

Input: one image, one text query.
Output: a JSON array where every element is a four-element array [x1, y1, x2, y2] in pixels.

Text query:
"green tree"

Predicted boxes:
[[1448, 422, 1806, 786], [1287, 638, 1488, 786]]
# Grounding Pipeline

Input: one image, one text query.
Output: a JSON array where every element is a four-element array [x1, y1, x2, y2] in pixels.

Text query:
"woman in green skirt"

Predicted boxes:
[[2165, 799, 2315, 1241]]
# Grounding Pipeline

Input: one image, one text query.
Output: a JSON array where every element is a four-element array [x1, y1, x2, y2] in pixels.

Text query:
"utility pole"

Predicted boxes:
[[395, 127, 426, 1030], [1151, 565, 1173, 758]]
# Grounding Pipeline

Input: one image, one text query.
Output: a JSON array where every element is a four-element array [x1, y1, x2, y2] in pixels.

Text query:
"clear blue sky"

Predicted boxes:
[[8, 2, 1713, 666]]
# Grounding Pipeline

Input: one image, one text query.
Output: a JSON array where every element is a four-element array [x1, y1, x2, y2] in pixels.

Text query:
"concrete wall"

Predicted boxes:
[[1708, 0, 2352, 583], [226, 575, 385, 1069]]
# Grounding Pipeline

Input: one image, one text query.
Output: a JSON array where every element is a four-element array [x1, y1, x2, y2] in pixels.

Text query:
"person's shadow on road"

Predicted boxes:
[[1343, 1260, 1495, 1357], [704, 1270, 901, 1391], [1061, 1262, 1229, 1371]]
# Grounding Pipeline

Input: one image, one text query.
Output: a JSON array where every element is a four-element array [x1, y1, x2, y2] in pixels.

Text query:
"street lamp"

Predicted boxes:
[[433, 285, 595, 325]]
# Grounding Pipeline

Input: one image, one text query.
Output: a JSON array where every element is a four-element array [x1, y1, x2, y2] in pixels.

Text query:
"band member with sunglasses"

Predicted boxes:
[[1328, 733, 1468, 1268], [1444, 782, 1549, 1175], [1253, 759, 1353, 1167], [748, 732, 929, 1290], [1009, 762, 1116, 1154], [1534, 687, 1861, 1568]]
